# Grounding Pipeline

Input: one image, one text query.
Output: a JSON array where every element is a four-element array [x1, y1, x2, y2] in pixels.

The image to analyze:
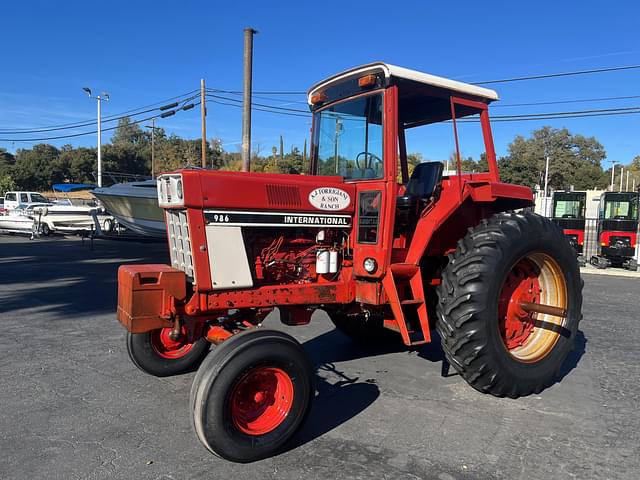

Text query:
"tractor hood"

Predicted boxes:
[[164, 169, 357, 215]]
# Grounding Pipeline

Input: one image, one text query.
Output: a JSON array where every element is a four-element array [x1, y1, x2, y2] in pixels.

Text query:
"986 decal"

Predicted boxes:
[[210, 213, 230, 223]]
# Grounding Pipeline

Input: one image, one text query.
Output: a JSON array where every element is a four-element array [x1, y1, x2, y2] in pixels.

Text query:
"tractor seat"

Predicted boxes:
[[397, 161, 444, 211]]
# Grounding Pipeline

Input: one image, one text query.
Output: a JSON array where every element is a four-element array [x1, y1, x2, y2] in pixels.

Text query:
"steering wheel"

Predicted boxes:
[[355, 151, 382, 170]]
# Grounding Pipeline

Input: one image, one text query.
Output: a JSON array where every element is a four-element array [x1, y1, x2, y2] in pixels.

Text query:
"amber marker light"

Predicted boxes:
[[311, 92, 327, 105], [358, 74, 377, 88]]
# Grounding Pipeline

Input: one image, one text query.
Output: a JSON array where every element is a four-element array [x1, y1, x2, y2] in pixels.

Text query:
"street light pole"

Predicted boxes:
[[83, 87, 109, 187], [610, 160, 618, 191]]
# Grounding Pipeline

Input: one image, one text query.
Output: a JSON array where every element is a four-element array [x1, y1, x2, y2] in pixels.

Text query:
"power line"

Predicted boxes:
[[0, 90, 199, 134], [208, 98, 310, 118], [494, 94, 640, 108], [474, 64, 640, 85], [0, 101, 201, 143], [206, 92, 309, 113]]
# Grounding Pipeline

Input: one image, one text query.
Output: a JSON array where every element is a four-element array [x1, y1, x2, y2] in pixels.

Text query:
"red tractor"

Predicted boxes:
[[590, 191, 639, 270], [551, 191, 587, 266], [117, 63, 583, 463]]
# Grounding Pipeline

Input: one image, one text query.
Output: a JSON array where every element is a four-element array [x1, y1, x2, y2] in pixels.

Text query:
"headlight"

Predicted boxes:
[[157, 174, 185, 207], [363, 257, 377, 273]]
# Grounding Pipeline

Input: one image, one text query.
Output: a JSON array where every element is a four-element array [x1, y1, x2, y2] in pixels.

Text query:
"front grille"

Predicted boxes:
[[166, 209, 195, 282]]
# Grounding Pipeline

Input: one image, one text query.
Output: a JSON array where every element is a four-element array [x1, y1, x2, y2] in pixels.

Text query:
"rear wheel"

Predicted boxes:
[[127, 326, 210, 377], [436, 212, 583, 398], [190, 329, 314, 463]]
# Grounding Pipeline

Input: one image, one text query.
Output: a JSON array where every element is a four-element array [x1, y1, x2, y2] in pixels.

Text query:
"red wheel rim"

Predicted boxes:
[[230, 367, 294, 436], [497, 253, 568, 362], [150, 326, 194, 359], [498, 258, 540, 351]]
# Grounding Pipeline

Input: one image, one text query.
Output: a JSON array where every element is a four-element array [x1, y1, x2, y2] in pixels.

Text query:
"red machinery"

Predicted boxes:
[[117, 63, 583, 462], [590, 191, 639, 270], [551, 191, 587, 266]]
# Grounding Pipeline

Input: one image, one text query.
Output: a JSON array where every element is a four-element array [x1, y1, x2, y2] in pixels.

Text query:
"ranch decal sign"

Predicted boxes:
[[308, 187, 351, 211]]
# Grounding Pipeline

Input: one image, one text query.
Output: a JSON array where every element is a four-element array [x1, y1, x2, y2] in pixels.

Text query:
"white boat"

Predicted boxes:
[[92, 180, 166, 238], [33, 201, 114, 235], [0, 204, 49, 235]]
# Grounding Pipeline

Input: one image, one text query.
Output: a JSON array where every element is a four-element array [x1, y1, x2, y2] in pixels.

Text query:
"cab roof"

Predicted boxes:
[[307, 62, 499, 105]]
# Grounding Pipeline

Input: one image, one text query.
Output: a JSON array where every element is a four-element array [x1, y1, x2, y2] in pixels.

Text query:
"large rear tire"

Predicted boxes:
[[127, 326, 210, 377], [190, 329, 314, 463], [436, 212, 583, 398]]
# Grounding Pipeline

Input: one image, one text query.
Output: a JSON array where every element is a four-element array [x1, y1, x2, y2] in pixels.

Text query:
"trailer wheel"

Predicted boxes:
[[126, 326, 210, 377], [190, 329, 314, 463], [436, 212, 583, 398], [103, 218, 114, 233], [40, 223, 50, 236]]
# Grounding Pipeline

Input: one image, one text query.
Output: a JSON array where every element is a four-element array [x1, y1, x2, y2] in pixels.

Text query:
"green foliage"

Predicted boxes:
[[0, 174, 16, 196], [500, 126, 609, 190]]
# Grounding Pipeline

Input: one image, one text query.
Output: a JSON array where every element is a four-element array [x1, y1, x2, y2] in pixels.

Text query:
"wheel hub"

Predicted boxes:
[[499, 259, 541, 350], [150, 326, 194, 359], [230, 367, 294, 436]]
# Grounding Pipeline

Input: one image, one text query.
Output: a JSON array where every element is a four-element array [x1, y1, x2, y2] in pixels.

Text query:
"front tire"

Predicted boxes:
[[190, 329, 314, 463], [436, 212, 583, 398], [127, 326, 210, 377]]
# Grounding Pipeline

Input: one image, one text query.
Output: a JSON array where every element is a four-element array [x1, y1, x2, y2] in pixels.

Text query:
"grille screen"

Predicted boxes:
[[265, 184, 302, 206], [166, 209, 195, 282]]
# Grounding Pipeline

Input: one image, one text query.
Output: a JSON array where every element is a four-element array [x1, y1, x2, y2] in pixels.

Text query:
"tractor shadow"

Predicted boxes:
[[286, 328, 447, 451], [287, 327, 586, 451], [557, 329, 587, 381]]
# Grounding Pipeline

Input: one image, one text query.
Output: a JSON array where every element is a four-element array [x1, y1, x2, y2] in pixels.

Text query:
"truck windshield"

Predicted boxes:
[[604, 196, 639, 220], [313, 93, 383, 180], [553, 198, 584, 218]]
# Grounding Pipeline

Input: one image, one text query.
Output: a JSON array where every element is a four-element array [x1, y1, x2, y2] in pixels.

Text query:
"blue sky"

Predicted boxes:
[[1, 0, 639, 167]]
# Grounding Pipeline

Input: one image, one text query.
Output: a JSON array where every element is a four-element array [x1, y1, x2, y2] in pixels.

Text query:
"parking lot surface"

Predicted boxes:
[[1, 235, 639, 480]]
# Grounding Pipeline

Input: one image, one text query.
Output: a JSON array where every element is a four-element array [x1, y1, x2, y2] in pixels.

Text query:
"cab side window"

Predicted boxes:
[[20, 193, 28, 203]]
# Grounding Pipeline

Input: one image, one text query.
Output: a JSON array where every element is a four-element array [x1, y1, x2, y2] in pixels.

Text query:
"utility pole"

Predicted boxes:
[[83, 87, 109, 187], [610, 160, 618, 191], [145, 118, 156, 178], [241, 27, 257, 172], [201, 78, 207, 169], [543, 155, 550, 217]]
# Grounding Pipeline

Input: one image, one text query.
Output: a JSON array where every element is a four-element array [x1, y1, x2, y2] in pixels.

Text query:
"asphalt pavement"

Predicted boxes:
[[1, 235, 639, 480]]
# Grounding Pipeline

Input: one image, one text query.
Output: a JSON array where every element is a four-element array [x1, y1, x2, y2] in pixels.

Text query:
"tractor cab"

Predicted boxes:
[[591, 191, 639, 270], [307, 63, 532, 276], [551, 191, 586, 259]]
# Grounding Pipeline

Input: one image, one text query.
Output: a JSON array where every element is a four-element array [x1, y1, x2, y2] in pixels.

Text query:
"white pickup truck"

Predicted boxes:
[[3, 191, 52, 211]]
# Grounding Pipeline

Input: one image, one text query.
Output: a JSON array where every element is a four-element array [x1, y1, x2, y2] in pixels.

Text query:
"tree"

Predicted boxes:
[[0, 148, 15, 176], [0, 174, 16, 196], [12, 144, 60, 190], [500, 126, 608, 190]]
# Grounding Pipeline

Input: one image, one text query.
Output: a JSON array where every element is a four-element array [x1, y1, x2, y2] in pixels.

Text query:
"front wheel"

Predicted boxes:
[[190, 329, 314, 463], [436, 212, 583, 398], [126, 326, 210, 377]]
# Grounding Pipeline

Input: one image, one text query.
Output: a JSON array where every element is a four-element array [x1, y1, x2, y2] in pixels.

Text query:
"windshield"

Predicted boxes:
[[30, 193, 49, 203], [604, 196, 639, 220], [553, 199, 584, 218], [313, 93, 383, 180]]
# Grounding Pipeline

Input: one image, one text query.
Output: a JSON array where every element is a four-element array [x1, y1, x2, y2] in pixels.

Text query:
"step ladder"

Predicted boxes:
[[382, 263, 431, 346]]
